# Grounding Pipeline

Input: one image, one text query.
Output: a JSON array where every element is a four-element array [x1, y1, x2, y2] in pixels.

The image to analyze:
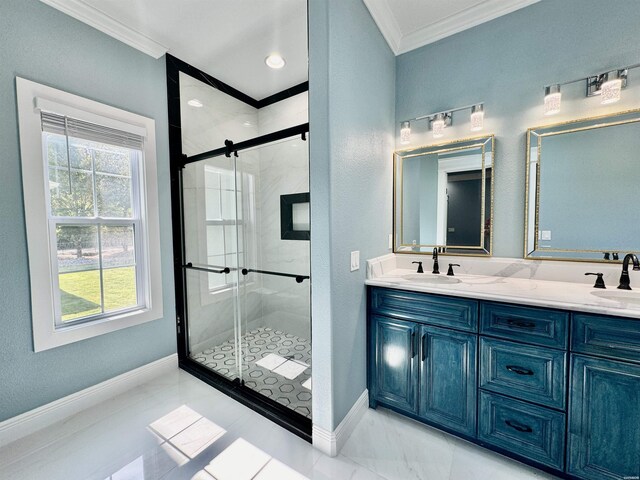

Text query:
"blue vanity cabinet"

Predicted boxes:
[[367, 286, 640, 479], [419, 324, 477, 437], [567, 340, 640, 479], [567, 355, 640, 480], [368, 287, 478, 436], [369, 314, 419, 415]]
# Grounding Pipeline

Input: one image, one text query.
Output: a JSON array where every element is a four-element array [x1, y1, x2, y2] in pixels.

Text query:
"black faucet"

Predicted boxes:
[[412, 261, 424, 273], [432, 248, 440, 274], [618, 253, 640, 290]]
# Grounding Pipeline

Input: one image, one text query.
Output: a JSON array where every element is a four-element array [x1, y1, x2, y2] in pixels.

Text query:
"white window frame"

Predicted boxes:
[[16, 77, 163, 352]]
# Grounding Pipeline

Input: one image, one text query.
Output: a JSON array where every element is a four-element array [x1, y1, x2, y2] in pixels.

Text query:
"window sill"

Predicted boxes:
[[34, 304, 163, 352]]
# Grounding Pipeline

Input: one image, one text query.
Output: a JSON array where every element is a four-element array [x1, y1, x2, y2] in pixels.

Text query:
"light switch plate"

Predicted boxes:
[[351, 251, 360, 271]]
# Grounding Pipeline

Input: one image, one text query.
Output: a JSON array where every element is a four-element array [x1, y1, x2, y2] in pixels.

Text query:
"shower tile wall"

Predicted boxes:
[[255, 93, 310, 339]]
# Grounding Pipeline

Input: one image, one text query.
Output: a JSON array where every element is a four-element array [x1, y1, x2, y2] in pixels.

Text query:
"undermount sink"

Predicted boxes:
[[402, 273, 461, 284], [591, 290, 640, 306]]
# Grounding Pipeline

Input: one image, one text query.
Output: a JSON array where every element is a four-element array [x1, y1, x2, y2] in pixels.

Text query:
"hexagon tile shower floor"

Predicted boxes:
[[191, 327, 312, 418]]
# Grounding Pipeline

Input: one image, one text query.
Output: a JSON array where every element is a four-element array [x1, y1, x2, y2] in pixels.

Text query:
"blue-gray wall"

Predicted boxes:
[[396, 0, 640, 258], [0, 0, 176, 422], [309, 0, 395, 429]]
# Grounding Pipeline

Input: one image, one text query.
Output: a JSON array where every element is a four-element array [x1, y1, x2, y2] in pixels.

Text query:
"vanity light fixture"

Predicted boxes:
[[470, 104, 485, 131], [398, 103, 483, 143], [431, 113, 446, 138], [544, 64, 639, 115], [543, 84, 561, 116], [586, 69, 627, 101], [600, 70, 626, 104], [400, 121, 411, 144]]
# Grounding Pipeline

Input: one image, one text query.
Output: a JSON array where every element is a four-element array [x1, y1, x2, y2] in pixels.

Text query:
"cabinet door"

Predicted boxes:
[[419, 325, 477, 437], [370, 315, 418, 414], [568, 355, 640, 480]]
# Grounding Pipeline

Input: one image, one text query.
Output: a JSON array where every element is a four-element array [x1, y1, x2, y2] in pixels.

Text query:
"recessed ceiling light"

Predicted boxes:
[[187, 98, 203, 108], [265, 54, 286, 69]]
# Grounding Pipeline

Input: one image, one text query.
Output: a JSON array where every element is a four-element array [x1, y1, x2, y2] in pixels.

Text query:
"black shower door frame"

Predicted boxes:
[[166, 54, 312, 441]]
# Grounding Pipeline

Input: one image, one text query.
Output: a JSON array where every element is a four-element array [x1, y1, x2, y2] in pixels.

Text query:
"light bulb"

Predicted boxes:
[[470, 104, 484, 131], [601, 72, 622, 104], [544, 85, 561, 116], [265, 54, 286, 69], [432, 114, 445, 139], [400, 121, 411, 144]]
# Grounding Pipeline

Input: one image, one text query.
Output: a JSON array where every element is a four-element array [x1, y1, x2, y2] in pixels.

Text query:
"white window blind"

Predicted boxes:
[[41, 111, 145, 150]]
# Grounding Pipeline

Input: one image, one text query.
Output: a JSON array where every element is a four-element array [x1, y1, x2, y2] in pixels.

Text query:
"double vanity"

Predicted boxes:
[[366, 255, 640, 480], [376, 106, 640, 479]]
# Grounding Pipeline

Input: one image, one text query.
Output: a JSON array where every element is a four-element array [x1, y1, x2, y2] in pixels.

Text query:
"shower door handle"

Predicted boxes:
[[240, 268, 310, 283], [184, 263, 230, 274]]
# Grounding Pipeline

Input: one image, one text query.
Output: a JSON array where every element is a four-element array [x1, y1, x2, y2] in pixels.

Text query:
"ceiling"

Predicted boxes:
[[40, 0, 539, 98], [363, 0, 539, 55], [40, 0, 308, 100]]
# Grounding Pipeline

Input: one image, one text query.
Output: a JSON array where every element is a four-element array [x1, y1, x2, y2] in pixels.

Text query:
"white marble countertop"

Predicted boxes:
[[366, 268, 640, 320]]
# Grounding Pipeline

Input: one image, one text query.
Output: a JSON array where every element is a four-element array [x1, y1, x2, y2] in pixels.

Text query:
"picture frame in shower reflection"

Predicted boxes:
[[281, 192, 310, 240]]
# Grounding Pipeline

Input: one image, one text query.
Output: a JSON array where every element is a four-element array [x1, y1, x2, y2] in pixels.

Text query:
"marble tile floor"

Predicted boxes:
[[0, 368, 559, 480], [191, 327, 312, 418]]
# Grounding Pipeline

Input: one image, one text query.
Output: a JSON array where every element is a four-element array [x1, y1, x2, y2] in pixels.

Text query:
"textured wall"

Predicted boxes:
[[396, 0, 640, 258], [0, 0, 175, 421], [309, 0, 395, 430]]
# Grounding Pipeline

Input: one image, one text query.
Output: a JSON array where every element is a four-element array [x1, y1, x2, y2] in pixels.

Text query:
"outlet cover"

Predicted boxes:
[[388, 234, 393, 250], [351, 251, 360, 272]]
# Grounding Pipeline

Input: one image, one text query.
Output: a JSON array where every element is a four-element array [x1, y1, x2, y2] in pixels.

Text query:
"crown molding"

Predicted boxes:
[[39, 0, 168, 59], [365, 0, 539, 56], [363, 0, 402, 55]]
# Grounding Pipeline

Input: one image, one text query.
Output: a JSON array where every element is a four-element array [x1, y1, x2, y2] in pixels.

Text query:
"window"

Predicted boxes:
[[17, 78, 163, 352], [203, 166, 250, 291]]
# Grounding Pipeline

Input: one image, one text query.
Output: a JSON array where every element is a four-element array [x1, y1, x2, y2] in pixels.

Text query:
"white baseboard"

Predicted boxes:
[[312, 389, 369, 457], [0, 353, 178, 448]]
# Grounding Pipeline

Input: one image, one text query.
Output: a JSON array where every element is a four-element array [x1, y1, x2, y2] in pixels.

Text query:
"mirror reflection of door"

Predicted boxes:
[[445, 169, 491, 248]]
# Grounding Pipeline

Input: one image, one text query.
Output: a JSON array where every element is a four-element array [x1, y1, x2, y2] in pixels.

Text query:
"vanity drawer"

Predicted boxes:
[[478, 391, 565, 471], [480, 302, 568, 349], [370, 287, 478, 332], [480, 338, 566, 409], [572, 313, 640, 363]]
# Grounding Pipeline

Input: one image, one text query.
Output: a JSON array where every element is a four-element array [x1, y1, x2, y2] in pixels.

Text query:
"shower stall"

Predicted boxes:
[[167, 56, 311, 438]]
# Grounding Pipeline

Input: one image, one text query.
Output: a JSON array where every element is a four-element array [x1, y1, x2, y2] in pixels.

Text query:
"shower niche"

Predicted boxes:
[[167, 55, 311, 439]]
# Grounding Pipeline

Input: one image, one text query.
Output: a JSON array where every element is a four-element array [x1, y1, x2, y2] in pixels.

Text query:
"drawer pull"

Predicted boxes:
[[505, 420, 533, 433], [506, 318, 536, 329], [506, 365, 534, 376]]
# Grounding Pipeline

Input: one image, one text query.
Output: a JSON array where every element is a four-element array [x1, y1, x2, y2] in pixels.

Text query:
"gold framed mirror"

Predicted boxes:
[[393, 135, 494, 256], [525, 109, 640, 262]]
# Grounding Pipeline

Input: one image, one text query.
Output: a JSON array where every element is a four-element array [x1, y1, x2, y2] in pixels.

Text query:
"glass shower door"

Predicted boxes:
[[182, 154, 243, 383], [181, 133, 311, 419], [234, 136, 312, 418]]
